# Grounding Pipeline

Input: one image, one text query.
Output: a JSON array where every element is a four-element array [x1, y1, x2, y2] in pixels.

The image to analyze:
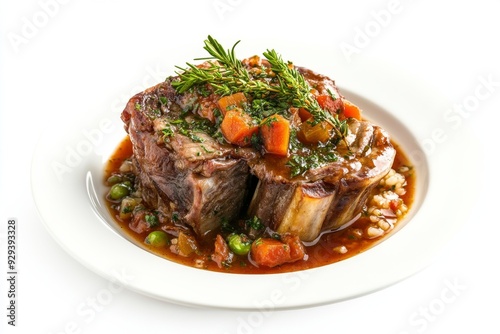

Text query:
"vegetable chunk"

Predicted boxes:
[[250, 235, 306, 268], [342, 99, 362, 120], [220, 109, 259, 146], [298, 118, 333, 144], [260, 114, 290, 156], [217, 92, 247, 115]]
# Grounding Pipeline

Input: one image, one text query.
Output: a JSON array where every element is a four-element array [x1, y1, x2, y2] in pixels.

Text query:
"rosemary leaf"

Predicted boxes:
[[171, 35, 349, 147]]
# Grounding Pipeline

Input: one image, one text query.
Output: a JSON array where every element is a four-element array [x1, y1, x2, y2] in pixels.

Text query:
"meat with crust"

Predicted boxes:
[[121, 80, 256, 238], [121, 60, 395, 244]]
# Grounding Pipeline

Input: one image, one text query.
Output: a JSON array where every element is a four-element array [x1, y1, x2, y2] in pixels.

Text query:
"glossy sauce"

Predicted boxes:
[[104, 136, 415, 274]]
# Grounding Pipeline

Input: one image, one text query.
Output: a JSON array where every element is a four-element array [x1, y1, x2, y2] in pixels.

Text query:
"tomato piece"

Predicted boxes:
[[281, 234, 306, 262], [316, 95, 337, 113], [211, 234, 233, 268]]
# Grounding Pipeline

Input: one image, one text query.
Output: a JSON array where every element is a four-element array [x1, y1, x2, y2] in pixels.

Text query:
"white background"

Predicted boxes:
[[1, 0, 499, 333]]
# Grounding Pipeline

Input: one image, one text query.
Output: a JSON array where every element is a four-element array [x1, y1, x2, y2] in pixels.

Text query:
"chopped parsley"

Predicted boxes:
[[161, 114, 222, 144], [286, 129, 339, 177], [145, 213, 159, 228], [244, 216, 264, 232]]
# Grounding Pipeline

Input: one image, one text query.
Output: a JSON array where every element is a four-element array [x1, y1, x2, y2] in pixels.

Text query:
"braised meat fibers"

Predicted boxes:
[[121, 61, 395, 243], [121, 81, 255, 238], [247, 118, 395, 241]]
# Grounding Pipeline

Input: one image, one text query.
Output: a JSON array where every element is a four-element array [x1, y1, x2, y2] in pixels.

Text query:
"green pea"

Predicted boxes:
[[227, 233, 252, 256], [109, 183, 130, 200], [106, 174, 122, 185], [145, 231, 169, 247]]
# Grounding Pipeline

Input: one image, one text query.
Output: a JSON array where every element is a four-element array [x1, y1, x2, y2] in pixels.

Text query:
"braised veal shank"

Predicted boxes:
[[121, 62, 395, 243], [121, 81, 255, 238]]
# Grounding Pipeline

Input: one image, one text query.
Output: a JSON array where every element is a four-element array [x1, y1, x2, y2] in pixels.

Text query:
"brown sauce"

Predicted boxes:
[[104, 136, 415, 274]]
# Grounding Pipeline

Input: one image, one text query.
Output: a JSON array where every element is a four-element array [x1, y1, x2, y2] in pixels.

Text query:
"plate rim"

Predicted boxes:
[[30, 58, 474, 310]]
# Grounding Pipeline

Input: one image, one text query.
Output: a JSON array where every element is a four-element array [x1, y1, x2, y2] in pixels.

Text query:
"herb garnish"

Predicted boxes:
[[162, 114, 222, 144], [145, 213, 159, 228], [286, 131, 339, 178], [172, 36, 349, 146]]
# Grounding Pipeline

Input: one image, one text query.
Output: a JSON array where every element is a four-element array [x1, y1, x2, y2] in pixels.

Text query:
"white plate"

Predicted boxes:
[[31, 57, 478, 310]]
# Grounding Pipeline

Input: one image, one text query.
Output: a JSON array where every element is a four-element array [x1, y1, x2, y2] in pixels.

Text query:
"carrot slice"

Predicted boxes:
[[298, 107, 312, 122], [220, 109, 258, 146], [251, 238, 291, 268], [260, 114, 290, 156], [250, 235, 306, 267], [342, 99, 362, 120], [217, 92, 247, 116], [299, 95, 335, 121]]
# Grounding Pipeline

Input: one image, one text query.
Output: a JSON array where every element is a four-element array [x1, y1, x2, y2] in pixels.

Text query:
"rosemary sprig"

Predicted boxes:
[[172, 36, 349, 146], [197, 35, 248, 80], [173, 37, 274, 97], [262, 49, 349, 145]]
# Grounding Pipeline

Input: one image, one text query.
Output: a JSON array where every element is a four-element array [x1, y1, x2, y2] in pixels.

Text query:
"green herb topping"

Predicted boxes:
[[172, 36, 349, 146]]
